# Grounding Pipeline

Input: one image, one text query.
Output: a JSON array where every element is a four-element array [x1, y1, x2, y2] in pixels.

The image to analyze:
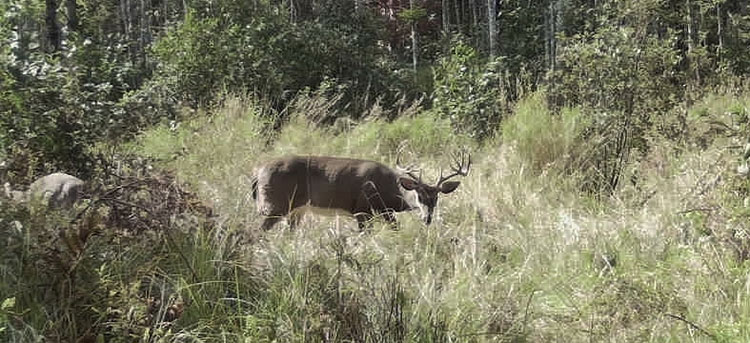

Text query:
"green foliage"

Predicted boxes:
[[0, 157, 226, 342], [549, 14, 684, 193], [496, 0, 548, 76], [0, 0, 163, 179], [152, 12, 272, 107], [432, 39, 511, 140], [152, 5, 399, 115], [723, 10, 750, 75], [0, 297, 14, 337], [0, 55, 93, 179], [5, 0, 750, 339], [502, 92, 588, 175], [0, 42, 158, 180], [398, 6, 428, 23], [551, 23, 683, 126]]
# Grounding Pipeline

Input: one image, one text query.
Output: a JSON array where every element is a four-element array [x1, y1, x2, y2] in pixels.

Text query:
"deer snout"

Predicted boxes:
[[422, 207, 434, 225]]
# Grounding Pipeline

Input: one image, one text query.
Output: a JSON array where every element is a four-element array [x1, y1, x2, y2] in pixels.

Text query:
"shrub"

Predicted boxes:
[[549, 22, 684, 193], [502, 92, 588, 175], [151, 6, 400, 116], [432, 39, 513, 140]]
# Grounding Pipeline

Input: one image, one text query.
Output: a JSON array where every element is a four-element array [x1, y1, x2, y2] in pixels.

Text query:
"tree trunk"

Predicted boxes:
[[454, 0, 461, 34], [546, 0, 558, 74], [140, 0, 152, 71], [410, 0, 418, 73], [487, 0, 496, 57], [290, 0, 296, 23], [45, 0, 61, 53], [442, 0, 449, 33], [65, 0, 78, 32], [716, 2, 722, 62], [471, 0, 477, 27], [686, 0, 700, 85]]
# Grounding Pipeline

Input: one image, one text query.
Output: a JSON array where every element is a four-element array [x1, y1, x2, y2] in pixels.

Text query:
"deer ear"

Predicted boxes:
[[439, 181, 460, 194], [399, 177, 419, 191]]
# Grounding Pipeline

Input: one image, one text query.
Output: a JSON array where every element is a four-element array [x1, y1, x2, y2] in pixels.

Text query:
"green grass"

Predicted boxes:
[[5, 91, 750, 342]]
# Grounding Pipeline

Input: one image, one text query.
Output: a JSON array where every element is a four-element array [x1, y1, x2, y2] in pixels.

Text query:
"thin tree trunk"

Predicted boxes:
[[387, 0, 394, 52], [120, 0, 129, 56], [140, 0, 146, 60], [290, 0, 296, 23], [45, 0, 61, 53], [546, 0, 558, 74], [487, 0, 496, 57], [454, 0, 461, 34], [471, 0, 477, 27], [686, 0, 700, 85], [716, 3, 722, 62], [460, 0, 465, 33], [684, 0, 698, 104], [65, 0, 78, 32], [442, 0, 449, 33], [410, 0, 418, 73], [140, 0, 152, 72], [545, 1, 551, 73]]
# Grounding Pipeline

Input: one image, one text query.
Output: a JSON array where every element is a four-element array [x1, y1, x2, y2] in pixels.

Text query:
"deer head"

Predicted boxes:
[[397, 150, 471, 225]]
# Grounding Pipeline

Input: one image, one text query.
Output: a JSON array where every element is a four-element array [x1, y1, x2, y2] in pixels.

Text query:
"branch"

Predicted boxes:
[[664, 313, 717, 341]]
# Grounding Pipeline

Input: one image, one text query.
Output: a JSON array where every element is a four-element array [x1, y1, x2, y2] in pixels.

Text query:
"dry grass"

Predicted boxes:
[[132, 92, 750, 341], [4, 91, 750, 342]]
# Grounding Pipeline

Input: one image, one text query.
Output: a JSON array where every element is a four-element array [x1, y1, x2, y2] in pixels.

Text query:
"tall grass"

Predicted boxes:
[[4, 91, 750, 342]]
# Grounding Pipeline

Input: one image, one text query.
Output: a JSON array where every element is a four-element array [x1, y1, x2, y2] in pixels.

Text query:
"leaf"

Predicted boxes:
[[1, 297, 15, 311]]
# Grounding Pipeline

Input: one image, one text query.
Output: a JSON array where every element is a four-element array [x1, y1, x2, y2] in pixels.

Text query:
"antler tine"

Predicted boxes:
[[395, 144, 422, 181], [452, 150, 471, 175], [436, 150, 471, 186]]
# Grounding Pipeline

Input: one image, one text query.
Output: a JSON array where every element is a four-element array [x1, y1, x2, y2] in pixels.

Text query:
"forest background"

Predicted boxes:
[[2, 0, 750, 341]]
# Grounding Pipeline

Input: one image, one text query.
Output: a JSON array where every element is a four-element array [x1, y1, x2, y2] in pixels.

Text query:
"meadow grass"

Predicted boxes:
[[4, 91, 750, 342], [132, 91, 750, 342]]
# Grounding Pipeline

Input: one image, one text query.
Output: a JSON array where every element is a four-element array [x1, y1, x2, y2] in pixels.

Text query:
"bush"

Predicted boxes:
[[0, 156, 225, 342], [548, 22, 684, 193], [502, 92, 588, 175], [432, 39, 512, 140], [151, 6, 401, 116], [0, 36, 164, 182]]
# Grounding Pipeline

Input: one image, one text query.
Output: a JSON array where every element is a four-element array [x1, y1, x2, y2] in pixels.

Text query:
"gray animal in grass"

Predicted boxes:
[[3, 172, 85, 209]]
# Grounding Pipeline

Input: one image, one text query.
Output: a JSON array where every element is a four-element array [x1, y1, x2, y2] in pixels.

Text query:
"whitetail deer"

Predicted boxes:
[[3, 172, 85, 209], [251, 152, 471, 230]]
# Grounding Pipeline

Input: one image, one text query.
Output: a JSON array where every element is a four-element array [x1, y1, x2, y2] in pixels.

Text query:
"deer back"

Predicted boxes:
[[254, 156, 411, 216]]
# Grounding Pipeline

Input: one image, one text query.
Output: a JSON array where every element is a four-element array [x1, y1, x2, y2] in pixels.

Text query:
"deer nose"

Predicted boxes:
[[424, 210, 433, 225]]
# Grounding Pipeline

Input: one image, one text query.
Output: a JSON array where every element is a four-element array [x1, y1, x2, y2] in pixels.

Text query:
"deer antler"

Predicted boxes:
[[395, 143, 422, 181], [436, 150, 471, 186]]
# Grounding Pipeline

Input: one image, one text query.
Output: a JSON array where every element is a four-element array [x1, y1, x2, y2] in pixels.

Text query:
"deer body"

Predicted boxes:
[[252, 154, 469, 230], [3, 172, 85, 209]]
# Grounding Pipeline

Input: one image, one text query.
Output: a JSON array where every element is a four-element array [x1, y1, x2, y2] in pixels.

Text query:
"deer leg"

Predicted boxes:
[[287, 211, 303, 231], [382, 211, 398, 230], [355, 213, 373, 231], [261, 216, 283, 231]]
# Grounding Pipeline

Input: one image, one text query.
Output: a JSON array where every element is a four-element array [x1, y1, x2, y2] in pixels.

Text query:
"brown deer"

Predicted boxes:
[[251, 152, 471, 230]]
